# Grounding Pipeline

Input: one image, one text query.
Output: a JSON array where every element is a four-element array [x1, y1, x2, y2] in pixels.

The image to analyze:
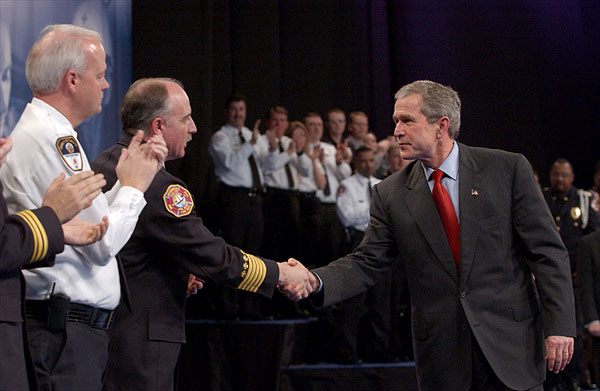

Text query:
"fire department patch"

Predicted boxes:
[[163, 185, 193, 217], [55, 136, 82, 171]]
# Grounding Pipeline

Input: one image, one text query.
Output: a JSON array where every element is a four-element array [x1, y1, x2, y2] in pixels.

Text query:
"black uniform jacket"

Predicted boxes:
[[0, 182, 64, 389], [91, 135, 279, 343]]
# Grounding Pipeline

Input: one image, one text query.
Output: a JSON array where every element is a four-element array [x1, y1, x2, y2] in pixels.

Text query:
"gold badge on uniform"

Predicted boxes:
[[570, 207, 581, 220], [163, 185, 194, 217], [55, 136, 82, 171]]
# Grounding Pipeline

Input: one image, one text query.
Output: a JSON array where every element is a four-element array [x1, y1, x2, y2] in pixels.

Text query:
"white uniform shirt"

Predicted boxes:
[[298, 143, 325, 193], [208, 124, 268, 188], [0, 98, 146, 309], [262, 135, 311, 190], [336, 173, 381, 231], [314, 142, 351, 203]]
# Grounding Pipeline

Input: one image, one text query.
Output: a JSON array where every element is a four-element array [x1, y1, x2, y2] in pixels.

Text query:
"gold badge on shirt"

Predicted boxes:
[[55, 136, 82, 171], [570, 207, 581, 220]]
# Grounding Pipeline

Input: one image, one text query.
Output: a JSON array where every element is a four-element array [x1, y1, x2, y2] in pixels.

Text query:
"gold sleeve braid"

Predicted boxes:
[[15, 210, 49, 264], [237, 250, 267, 293]]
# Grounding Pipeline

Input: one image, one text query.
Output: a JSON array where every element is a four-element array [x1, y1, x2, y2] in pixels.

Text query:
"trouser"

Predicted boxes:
[[0, 321, 32, 390], [26, 318, 109, 391]]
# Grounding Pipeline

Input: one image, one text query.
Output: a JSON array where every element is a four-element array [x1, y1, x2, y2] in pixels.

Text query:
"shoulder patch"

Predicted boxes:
[[163, 184, 194, 217], [55, 136, 82, 171]]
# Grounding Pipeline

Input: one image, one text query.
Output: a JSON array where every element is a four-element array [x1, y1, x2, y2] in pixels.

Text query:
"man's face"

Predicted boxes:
[[226, 100, 246, 129], [162, 84, 197, 160], [392, 94, 438, 163], [327, 112, 346, 137], [267, 111, 289, 138], [387, 147, 408, 173], [305, 116, 323, 142], [348, 114, 368, 139], [549, 162, 574, 194], [355, 150, 375, 178], [75, 40, 109, 120], [363, 133, 377, 151]]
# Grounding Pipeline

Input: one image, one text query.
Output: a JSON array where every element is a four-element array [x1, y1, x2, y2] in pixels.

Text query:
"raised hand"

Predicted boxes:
[[116, 130, 162, 193], [42, 171, 106, 223], [251, 119, 261, 145], [62, 216, 109, 246], [0, 137, 13, 166]]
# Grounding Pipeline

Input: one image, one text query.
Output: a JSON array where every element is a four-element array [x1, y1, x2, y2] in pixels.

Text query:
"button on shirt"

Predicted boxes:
[[422, 141, 460, 221], [262, 135, 311, 190], [208, 124, 268, 188], [336, 173, 381, 231], [0, 98, 146, 309]]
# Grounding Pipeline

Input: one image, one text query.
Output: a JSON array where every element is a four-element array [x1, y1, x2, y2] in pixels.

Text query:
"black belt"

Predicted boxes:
[[219, 183, 265, 198], [266, 187, 298, 196], [298, 191, 317, 200], [25, 300, 116, 330]]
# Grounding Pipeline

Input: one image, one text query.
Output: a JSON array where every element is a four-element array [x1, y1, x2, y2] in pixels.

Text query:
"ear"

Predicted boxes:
[[150, 117, 165, 136], [64, 69, 78, 94], [436, 116, 451, 139]]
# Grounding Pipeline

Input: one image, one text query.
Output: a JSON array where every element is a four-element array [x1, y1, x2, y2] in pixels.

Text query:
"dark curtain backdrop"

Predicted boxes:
[[132, 0, 599, 220]]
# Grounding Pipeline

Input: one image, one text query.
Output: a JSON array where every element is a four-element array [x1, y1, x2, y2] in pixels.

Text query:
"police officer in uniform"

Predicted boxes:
[[92, 78, 310, 390]]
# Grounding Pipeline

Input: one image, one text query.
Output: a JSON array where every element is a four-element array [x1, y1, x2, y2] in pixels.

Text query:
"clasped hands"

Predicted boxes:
[[277, 258, 319, 301]]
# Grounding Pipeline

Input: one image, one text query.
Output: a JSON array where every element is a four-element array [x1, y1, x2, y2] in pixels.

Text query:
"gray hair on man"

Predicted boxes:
[[25, 24, 101, 94], [120, 78, 184, 136], [395, 80, 461, 139]]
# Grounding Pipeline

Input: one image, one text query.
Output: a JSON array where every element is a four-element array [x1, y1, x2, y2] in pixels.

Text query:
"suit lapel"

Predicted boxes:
[[404, 162, 459, 284], [457, 144, 485, 288]]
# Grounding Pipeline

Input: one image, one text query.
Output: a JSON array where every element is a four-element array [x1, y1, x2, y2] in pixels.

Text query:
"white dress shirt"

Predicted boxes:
[[208, 124, 268, 188], [336, 173, 381, 231], [314, 142, 351, 203], [0, 98, 146, 309], [262, 135, 311, 190]]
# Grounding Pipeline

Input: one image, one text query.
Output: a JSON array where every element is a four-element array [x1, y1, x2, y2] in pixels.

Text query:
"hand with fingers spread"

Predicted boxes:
[[63, 216, 109, 246], [42, 171, 106, 223], [545, 335, 574, 373], [116, 130, 163, 192]]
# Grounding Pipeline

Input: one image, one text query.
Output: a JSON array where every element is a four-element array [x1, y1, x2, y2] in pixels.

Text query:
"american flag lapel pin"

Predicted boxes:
[[471, 189, 479, 196]]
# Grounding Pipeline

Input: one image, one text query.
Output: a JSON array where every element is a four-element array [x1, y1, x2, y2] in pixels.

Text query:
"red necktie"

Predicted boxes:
[[431, 170, 460, 269]]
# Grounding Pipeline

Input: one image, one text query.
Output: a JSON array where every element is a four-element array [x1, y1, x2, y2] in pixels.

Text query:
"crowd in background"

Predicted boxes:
[[191, 92, 600, 390]]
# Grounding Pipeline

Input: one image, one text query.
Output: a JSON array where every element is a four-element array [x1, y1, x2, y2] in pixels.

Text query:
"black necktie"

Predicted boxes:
[[367, 178, 372, 200], [279, 141, 295, 189], [239, 132, 262, 188]]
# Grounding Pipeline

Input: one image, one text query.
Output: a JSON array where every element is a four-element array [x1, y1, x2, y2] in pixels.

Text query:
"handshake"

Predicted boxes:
[[277, 259, 320, 301]]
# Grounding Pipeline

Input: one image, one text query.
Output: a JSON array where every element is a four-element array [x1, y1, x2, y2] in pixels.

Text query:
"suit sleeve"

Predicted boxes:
[[576, 233, 600, 325], [140, 180, 278, 298], [0, 199, 64, 273], [511, 154, 576, 337], [313, 182, 398, 306]]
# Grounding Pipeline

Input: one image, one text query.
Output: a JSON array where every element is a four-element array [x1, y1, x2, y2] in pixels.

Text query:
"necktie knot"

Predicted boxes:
[[432, 169, 444, 184]]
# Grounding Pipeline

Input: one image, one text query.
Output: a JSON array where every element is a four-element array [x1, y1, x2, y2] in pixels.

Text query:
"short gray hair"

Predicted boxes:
[[394, 80, 461, 139], [26, 24, 101, 94], [121, 78, 184, 136]]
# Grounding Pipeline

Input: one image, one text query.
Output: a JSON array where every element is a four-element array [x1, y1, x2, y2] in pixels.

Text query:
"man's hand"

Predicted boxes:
[[0, 137, 13, 167], [116, 130, 163, 192], [588, 321, 600, 337], [277, 258, 318, 301], [42, 171, 106, 223], [186, 274, 204, 297], [545, 335, 574, 373], [62, 216, 109, 246], [250, 120, 261, 145]]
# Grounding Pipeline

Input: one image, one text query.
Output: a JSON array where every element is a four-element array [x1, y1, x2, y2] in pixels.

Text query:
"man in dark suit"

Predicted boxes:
[[0, 136, 108, 390], [283, 80, 576, 390], [92, 78, 311, 390]]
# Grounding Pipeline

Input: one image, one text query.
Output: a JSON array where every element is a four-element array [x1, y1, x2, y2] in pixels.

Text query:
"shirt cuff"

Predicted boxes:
[[313, 271, 324, 294]]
